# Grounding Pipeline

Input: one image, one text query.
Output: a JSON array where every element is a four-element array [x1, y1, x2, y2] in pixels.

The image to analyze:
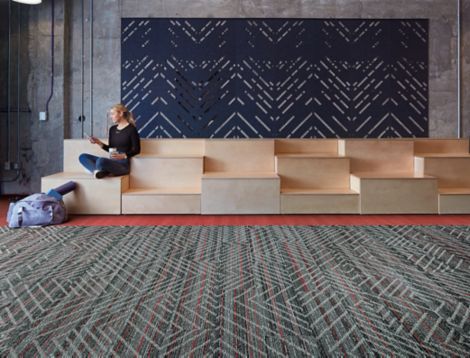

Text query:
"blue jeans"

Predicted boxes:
[[79, 153, 130, 176]]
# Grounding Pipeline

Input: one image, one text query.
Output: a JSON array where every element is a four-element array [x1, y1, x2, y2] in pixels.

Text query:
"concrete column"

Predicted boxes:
[[463, 0, 470, 138], [25, 0, 67, 193]]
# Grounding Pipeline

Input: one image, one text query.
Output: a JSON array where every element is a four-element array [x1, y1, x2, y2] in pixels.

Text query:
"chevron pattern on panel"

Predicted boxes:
[[245, 19, 307, 46], [1, 225, 469, 356], [121, 19, 428, 138]]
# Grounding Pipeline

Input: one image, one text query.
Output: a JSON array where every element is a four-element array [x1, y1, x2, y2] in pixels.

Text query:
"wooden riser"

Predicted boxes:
[[41, 173, 128, 214], [204, 139, 275, 172], [130, 157, 203, 189], [201, 178, 280, 214], [281, 194, 359, 214], [413, 139, 469, 154], [65, 139, 205, 171], [415, 157, 470, 188], [46, 138, 470, 215], [339, 139, 414, 174], [275, 139, 338, 154], [276, 156, 350, 189], [122, 194, 200, 214], [439, 194, 470, 214], [64, 139, 107, 172], [140, 139, 205, 155], [353, 176, 438, 214]]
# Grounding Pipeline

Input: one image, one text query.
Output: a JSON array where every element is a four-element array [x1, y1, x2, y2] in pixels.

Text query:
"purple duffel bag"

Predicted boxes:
[[6, 193, 67, 228]]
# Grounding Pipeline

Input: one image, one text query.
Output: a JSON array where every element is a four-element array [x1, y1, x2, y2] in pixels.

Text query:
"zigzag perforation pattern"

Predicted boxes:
[[121, 19, 429, 138]]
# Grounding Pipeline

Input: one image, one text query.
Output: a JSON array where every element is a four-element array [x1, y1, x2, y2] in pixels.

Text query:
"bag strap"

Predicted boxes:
[[17, 206, 23, 227]]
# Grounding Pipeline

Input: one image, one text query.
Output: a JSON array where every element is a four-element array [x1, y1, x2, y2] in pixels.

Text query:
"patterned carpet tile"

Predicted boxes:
[[0, 225, 469, 356]]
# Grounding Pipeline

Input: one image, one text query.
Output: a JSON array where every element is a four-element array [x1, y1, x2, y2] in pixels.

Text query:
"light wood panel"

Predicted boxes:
[[201, 177, 280, 214], [414, 156, 470, 188], [204, 139, 275, 172], [124, 188, 201, 194], [281, 188, 358, 194], [47, 138, 470, 215], [413, 138, 469, 154], [122, 191, 200, 214], [130, 156, 203, 189], [339, 139, 414, 174], [351, 174, 438, 214], [275, 139, 338, 154], [64, 139, 108, 172], [276, 156, 350, 189], [439, 190, 470, 214], [350, 175, 361, 193], [41, 172, 128, 214], [140, 139, 205, 155], [281, 192, 359, 214], [202, 172, 278, 179]]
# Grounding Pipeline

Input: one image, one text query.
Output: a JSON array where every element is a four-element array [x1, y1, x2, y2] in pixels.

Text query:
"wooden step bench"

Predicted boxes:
[[123, 140, 204, 214], [414, 154, 470, 188], [201, 172, 280, 214], [350, 172, 438, 214], [275, 154, 351, 189], [129, 154, 203, 189], [281, 188, 359, 214], [41, 138, 470, 215], [438, 188, 470, 214], [41, 172, 128, 214], [275, 138, 339, 155], [276, 152, 357, 213], [140, 138, 205, 156], [413, 138, 469, 155], [339, 139, 415, 174], [122, 188, 201, 214]]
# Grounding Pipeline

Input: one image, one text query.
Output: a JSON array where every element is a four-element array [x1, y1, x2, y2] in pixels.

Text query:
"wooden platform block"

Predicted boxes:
[[351, 173, 438, 214], [275, 139, 338, 155], [413, 138, 469, 155], [122, 188, 200, 214], [41, 172, 128, 214], [201, 173, 280, 214], [204, 139, 275, 172], [276, 155, 350, 189], [339, 139, 414, 174], [438, 188, 470, 214], [140, 139, 205, 156], [281, 189, 359, 214], [414, 155, 470, 188], [50, 137, 470, 216], [64, 139, 107, 172], [130, 156, 203, 189]]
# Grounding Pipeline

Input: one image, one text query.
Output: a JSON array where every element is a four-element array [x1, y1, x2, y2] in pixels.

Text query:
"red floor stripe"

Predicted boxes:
[[2, 196, 470, 226]]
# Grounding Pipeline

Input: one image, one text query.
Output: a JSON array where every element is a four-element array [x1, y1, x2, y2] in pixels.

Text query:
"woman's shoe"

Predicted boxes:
[[93, 170, 107, 179]]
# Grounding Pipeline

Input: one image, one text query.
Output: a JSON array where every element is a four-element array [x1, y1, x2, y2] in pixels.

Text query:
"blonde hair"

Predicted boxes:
[[110, 103, 136, 127]]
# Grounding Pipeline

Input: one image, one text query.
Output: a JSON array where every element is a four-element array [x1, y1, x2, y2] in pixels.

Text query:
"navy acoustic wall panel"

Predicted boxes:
[[121, 19, 428, 138]]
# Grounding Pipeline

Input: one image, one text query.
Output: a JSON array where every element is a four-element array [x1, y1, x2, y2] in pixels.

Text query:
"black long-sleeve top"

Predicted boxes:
[[102, 124, 141, 158]]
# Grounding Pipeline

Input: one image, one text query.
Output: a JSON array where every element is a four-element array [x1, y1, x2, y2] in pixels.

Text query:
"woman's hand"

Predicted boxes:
[[110, 152, 127, 160], [89, 136, 103, 146]]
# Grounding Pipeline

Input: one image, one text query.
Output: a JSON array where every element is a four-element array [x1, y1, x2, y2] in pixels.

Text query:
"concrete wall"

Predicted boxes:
[[464, 0, 470, 141], [1, 0, 469, 194], [0, 0, 34, 192]]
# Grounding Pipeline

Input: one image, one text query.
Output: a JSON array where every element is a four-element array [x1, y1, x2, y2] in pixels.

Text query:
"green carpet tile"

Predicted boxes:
[[0, 225, 469, 356]]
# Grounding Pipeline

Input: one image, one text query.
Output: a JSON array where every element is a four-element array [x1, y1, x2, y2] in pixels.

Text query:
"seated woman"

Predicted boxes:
[[79, 103, 141, 179]]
